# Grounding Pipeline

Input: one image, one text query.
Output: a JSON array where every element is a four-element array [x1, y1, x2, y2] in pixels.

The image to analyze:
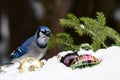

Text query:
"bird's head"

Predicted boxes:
[[35, 25, 51, 48]]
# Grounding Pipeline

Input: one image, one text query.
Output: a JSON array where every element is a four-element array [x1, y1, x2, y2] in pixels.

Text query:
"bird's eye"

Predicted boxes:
[[41, 30, 46, 34]]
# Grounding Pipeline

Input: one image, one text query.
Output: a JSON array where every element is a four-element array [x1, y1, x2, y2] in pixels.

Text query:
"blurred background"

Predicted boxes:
[[0, 0, 120, 64]]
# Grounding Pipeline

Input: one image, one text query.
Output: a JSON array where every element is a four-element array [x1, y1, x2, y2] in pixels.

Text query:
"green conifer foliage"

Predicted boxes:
[[48, 12, 120, 51], [48, 33, 80, 51]]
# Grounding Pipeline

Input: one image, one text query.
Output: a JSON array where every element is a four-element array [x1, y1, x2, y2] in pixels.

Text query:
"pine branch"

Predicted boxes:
[[48, 12, 120, 51], [96, 12, 106, 26], [48, 33, 80, 51]]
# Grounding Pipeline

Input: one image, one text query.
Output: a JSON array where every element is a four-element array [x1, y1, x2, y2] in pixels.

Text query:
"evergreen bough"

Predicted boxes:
[[48, 33, 80, 51], [48, 12, 120, 51]]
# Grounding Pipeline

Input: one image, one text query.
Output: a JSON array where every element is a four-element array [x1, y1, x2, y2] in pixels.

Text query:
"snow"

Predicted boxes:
[[0, 46, 120, 80]]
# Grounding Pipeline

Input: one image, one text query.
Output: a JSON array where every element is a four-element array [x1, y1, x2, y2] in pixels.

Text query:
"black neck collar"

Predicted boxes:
[[36, 40, 47, 48]]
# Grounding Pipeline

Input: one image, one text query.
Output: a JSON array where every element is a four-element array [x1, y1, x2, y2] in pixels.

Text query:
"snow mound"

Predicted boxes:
[[0, 46, 120, 80]]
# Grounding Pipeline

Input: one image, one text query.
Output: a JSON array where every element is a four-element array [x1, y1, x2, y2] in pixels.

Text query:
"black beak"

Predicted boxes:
[[46, 33, 51, 37]]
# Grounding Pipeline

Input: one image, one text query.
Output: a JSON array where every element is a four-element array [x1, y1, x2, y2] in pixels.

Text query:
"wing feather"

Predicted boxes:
[[11, 36, 35, 59]]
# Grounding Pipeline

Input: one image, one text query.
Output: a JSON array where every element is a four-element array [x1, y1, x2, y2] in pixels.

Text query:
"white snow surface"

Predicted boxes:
[[0, 46, 120, 80]]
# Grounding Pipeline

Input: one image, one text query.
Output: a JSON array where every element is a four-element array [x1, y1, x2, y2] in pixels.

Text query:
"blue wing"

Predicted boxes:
[[11, 36, 35, 59]]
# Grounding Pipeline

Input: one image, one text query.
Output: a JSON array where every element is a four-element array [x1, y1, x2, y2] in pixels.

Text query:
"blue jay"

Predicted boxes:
[[10, 25, 51, 63]]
